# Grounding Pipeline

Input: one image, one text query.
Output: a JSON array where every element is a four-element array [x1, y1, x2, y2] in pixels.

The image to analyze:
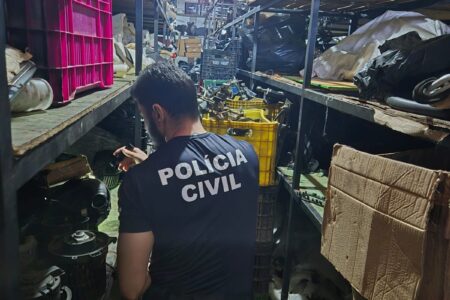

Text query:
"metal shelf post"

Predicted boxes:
[[0, 0, 19, 298], [154, 0, 160, 58], [135, 0, 144, 75], [250, 12, 259, 90], [281, 0, 321, 298], [232, 0, 237, 38], [163, 23, 167, 47]]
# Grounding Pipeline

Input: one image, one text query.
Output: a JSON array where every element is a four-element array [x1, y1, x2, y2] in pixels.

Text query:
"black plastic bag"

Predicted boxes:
[[248, 42, 306, 74], [354, 32, 450, 100], [239, 15, 306, 74]]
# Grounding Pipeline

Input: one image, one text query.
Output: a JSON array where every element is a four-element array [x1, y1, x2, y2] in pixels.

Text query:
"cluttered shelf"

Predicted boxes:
[[238, 70, 450, 145], [246, 0, 441, 12], [277, 167, 324, 230], [11, 78, 134, 189]]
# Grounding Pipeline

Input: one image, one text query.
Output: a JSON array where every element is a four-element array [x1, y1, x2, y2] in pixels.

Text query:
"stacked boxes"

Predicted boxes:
[[177, 37, 202, 61]]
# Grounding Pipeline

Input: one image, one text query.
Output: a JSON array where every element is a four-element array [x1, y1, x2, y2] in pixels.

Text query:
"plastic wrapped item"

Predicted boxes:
[[113, 13, 135, 45], [5, 46, 32, 82], [302, 11, 450, 81], [10, 78, 53, 113], [354, 33, 450, 100]]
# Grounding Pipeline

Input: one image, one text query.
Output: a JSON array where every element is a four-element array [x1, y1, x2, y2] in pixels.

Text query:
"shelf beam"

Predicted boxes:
[[238, 70, 450, 146], [238, 69, 374, 117], [278, 171, 323, 230], [238, 69, 304, 96], [11, 81, 132, 189], [264, 7, 354, 17], [216, 0, 283, 32]]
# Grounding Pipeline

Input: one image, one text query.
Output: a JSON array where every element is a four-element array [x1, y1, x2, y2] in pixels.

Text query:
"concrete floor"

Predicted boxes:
[[98, 186, 120, 269], [98, 186, 120, 239], [98, 186, 121, 299]]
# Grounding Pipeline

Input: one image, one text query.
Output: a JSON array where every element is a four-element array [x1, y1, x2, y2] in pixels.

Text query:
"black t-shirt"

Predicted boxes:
[[119, 132, 259, 299]]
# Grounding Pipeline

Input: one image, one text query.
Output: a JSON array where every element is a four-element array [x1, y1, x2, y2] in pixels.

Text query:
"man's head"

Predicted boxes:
[[131, 61, 199, 146]]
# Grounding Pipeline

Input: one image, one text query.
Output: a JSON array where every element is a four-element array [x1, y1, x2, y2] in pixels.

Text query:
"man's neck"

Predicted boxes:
[[165, 118, 206, 141]]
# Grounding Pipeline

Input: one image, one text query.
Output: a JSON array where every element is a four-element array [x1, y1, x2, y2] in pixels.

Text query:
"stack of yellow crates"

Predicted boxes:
[[202, 109, 278, 186], [225, 97, 283, 121]]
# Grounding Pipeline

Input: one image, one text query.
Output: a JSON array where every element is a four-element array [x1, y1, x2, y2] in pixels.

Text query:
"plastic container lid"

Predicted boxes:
[[48, 230, 114, 259]]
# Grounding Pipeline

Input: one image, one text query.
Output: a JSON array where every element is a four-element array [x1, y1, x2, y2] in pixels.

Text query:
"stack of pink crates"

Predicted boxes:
[[7, 0, 113, 103]]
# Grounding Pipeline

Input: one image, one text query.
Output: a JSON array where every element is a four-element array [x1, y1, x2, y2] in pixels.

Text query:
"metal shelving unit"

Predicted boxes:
[[218, 0, 450, 298], [10, 79, 134, 189], [116, 0, 174, 69], [238, 69, 450, 146], [0, 0, 170, 297], [277, 170, 322, 230]]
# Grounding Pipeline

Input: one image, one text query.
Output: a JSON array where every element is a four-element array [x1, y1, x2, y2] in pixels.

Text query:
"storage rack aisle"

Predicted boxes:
[[217, 0, 450, 299], [0, 0, 174, 298]]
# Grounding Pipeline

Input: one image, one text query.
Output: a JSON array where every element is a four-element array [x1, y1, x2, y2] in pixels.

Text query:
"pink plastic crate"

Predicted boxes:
[[9, 0, 114, 103]]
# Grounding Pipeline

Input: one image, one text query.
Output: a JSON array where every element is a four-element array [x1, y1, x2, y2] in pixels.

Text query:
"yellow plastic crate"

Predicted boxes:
[[202, 109, 278, 186], [225, 98, 282, 121]]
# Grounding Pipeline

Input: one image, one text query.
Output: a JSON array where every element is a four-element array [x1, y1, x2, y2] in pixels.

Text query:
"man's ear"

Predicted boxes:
[[152, 104, 165, 122]]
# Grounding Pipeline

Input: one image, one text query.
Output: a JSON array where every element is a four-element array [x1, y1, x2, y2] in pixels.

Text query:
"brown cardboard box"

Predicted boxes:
[[322, 145, 450, 300], [186, 47, 202, 53], [177, 39, 186, 56], [186, 44, 202, 49], [186, 52, 201, 59], [184, 37, 201, 44]]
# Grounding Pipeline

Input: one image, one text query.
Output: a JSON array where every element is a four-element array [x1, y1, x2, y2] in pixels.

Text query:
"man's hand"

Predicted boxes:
[[118, 232, 154, 300], [114, 146, 148, 172]]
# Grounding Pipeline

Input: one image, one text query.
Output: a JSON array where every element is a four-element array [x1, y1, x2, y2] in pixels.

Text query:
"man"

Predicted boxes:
[[115, 61, 259, 300]]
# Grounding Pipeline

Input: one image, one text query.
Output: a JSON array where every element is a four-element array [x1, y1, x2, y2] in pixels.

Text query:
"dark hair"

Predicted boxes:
[[130, 61, 199, 119]]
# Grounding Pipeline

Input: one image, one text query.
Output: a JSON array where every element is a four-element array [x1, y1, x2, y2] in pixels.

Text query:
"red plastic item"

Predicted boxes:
[[7, 0, 113, 103]]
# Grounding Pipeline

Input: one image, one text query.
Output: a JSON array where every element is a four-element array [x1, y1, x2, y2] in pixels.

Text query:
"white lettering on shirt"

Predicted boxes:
[[158, 168, 174, 186], [221, 175, 230, 192], [182, 184, 197, 202], [157, 150, 248, 201], [229, 173, 242, 190], [205, 177, 221, 195], [213, 154, 229, 171], [235, 149, 248, 165], [198, 181, 205, 199], [226, 152, 237, 167], [192, 160, 207, 176], [204, 155, 215, 173], [175, 162, 193, 179]]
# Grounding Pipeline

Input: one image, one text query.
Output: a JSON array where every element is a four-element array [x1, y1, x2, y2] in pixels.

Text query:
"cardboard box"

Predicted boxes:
[[186, 47, 202, 53], [186, 52, 201, 59], [322, 145, 450, 300], [177, 39, 186, 56], [186, 44, 202, 49], [184, 37, 201, 44]]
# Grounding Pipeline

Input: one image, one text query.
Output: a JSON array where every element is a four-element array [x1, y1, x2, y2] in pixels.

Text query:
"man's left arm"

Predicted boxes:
[[117, 172, 154, 300], [118, 231, 154, 300]]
